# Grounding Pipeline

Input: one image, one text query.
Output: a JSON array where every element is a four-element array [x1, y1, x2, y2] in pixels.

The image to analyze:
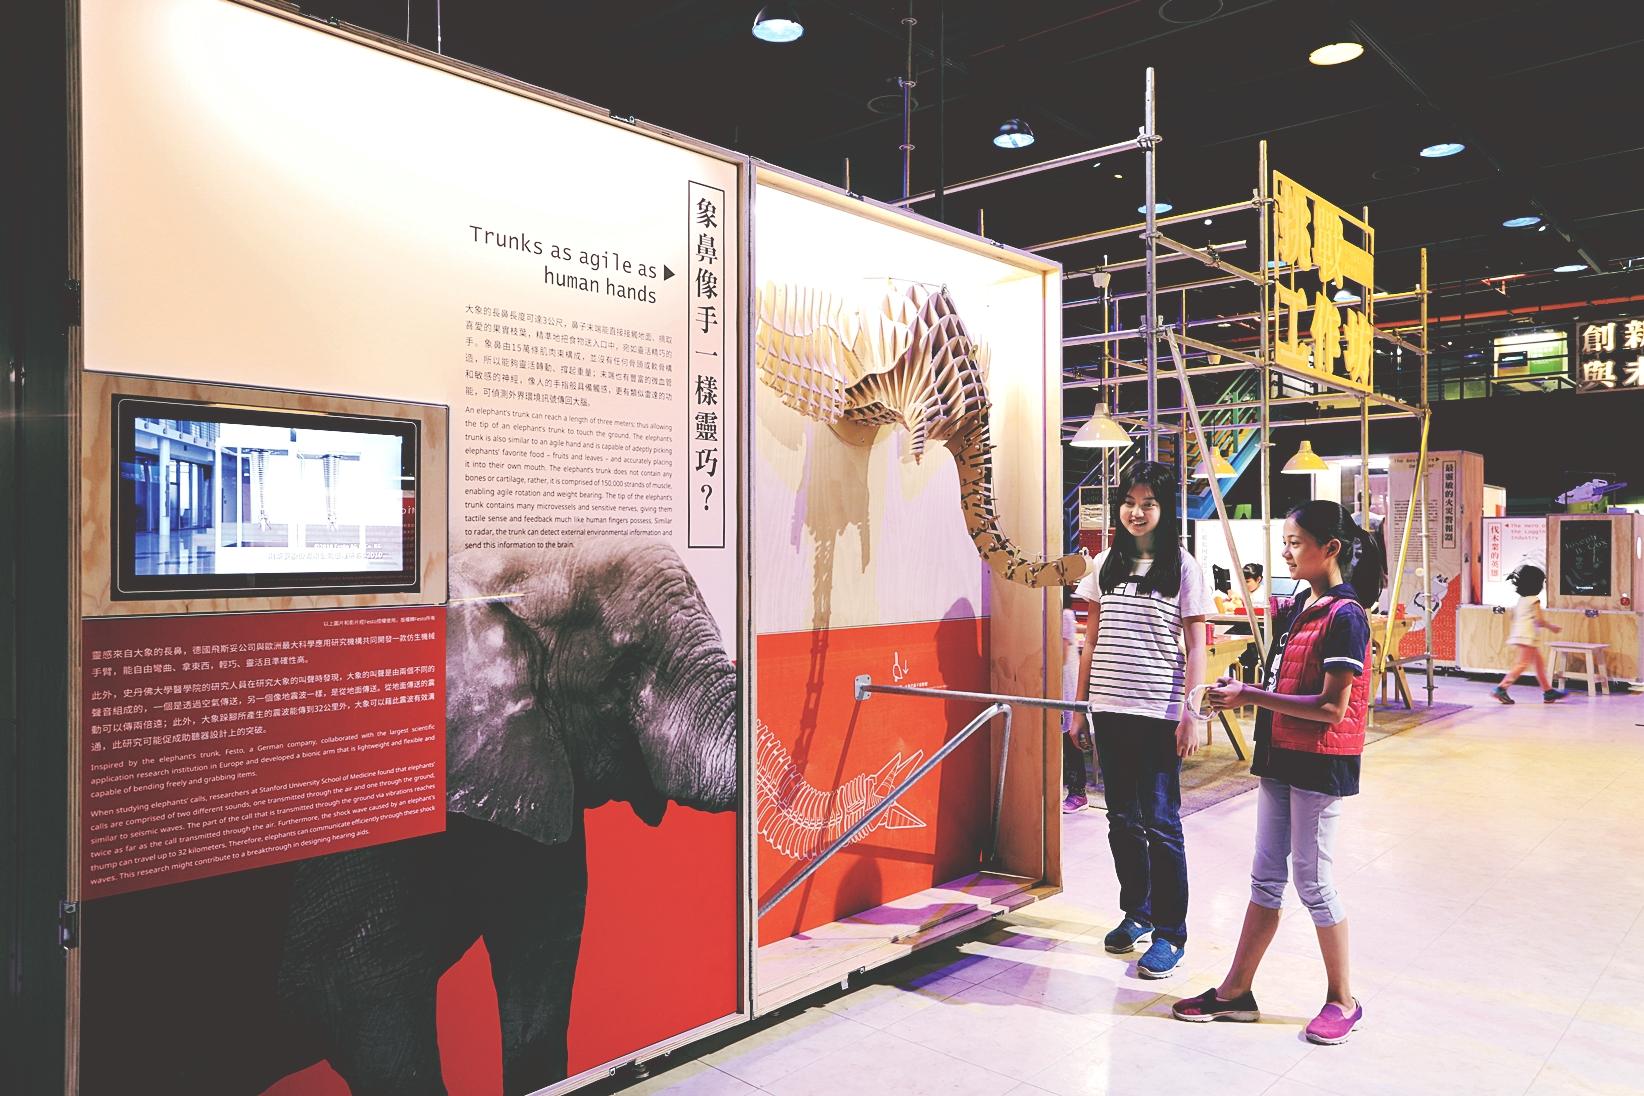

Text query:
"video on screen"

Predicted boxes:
[[113, 398, 419, 597]]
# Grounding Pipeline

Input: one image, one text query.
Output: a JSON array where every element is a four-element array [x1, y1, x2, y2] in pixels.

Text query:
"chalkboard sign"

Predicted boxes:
[[1559, 519, 1613, 598]]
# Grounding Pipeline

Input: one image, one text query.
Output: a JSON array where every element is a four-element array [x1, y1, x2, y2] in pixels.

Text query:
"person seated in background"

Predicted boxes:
[[1212, 565, 1236, 614]]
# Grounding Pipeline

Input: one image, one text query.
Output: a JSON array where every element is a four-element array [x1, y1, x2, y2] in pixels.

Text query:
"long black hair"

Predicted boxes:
[[1099, 461, 1183, 596], [1288, 500, 1385, 608]]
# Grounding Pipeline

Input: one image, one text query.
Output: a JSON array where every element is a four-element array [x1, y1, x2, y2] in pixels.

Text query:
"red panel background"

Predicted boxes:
[[260, 803, 738, 1095], [756, 617, 990, 944], [81, 609, 445, 898]]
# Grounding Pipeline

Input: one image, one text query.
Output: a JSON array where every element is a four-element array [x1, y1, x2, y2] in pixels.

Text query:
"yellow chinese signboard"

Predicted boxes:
[[1271, 170, 1376, 392]]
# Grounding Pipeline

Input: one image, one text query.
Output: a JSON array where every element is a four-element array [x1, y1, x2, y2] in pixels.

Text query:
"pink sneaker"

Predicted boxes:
[[1305, 999, 1363, 1045]]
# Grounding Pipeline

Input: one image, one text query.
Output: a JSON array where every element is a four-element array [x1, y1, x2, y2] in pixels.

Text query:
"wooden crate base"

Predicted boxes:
[[755, 871, 1043, 1014]]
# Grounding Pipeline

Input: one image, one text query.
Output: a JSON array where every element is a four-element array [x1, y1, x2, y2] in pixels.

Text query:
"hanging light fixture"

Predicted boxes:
[[1070, 403, 1132, 448], [993, 118, 1036, 149], [752, 3, 805, 43], [1282, 439, 1330, 474], [1193, 449, 1237, 479]]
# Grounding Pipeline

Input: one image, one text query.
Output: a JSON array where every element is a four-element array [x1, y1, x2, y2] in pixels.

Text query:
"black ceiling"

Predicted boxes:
[[308, 0, 1644, 330]]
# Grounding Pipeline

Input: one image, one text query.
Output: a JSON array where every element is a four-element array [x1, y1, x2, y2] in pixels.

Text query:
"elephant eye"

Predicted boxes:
[[602, 650, 648, 695]]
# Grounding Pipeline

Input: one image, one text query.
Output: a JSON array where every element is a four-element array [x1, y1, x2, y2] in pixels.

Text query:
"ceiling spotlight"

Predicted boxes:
[[1139, 202, 1175, 214], [1333, 289, 1361, 303], [1503, 215, 1542, 228], [993, 118, 1035, 149], [1203, 218, 1214, 225], [1113, 172, 1125, 180], [751, 3, 804, 43], [1089, 161, 1102, 169], [1308, 40, 1363, 66], [1420, 142, 1465, 158], [1555, 263, 1586, 273]]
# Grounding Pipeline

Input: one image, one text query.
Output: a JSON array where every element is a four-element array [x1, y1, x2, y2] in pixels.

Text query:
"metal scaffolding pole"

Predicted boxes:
[[898, 0, 917, 201], [1420, 248, 1434, 702], [1034, 197, 1257, 252], [1143, 66, 1159, 461], [899, 135, 1147, 206], [1258, 140, 1274, 650], [1166, 331, 1267, 662]]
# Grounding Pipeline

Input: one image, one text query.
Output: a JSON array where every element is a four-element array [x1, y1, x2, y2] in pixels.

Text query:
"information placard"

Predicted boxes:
[[82, 608, 444, 898]]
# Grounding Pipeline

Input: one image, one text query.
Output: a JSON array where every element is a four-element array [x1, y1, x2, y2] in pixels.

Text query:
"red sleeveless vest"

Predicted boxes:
[[1268, 595, 1371, 756]]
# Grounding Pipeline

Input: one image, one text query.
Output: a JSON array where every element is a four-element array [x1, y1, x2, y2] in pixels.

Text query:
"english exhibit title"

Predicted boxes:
[[469, 223, 660, 303]]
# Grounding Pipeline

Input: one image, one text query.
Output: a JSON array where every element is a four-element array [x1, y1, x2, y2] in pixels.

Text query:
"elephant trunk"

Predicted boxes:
[[952, 414, 1089, 589], [652, 654, 738, 812]]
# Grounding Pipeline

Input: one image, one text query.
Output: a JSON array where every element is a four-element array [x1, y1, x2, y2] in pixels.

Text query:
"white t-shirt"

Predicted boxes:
[[1074, 549, 1214, 721], [1508, 595, 1543, 646]]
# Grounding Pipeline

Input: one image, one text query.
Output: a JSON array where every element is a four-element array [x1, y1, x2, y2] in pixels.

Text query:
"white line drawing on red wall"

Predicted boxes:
[[755, 719, 926, 861]]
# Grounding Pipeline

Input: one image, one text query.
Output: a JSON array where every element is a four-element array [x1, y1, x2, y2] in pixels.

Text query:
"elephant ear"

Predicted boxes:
[[445, 592, 576, 846]]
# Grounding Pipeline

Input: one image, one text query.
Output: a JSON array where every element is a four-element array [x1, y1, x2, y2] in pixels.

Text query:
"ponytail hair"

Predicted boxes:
[[1287, 500, 1385, 608], [1099, 461, 1183, 597]]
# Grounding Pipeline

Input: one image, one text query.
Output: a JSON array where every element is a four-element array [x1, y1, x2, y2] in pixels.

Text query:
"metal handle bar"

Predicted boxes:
[[759, 680, 1095, 919], [758, 701, 1013, 919], [854, 675, 1093, 714]]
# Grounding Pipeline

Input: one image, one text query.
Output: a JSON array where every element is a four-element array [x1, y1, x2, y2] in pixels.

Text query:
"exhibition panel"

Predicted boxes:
[[750, 170, 1065, 1009], [73, 0, 747, 1092]]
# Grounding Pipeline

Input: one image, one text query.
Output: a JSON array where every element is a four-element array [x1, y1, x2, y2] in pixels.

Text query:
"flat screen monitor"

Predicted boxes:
[[113, 396, 420, 598], [1266, 576, 1306, 600]]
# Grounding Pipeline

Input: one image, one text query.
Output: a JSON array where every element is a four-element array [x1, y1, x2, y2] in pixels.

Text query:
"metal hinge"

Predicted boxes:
[[59, 900, 80, 950], [64, 279, 82, 328]]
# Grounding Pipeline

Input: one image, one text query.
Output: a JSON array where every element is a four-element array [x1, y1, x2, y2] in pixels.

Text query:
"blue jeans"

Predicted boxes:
[[1091, 712, 1188, 946]]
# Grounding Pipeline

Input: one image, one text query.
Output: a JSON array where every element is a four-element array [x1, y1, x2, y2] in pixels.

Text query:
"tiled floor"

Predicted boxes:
[[625, 678, 1644, 1096]]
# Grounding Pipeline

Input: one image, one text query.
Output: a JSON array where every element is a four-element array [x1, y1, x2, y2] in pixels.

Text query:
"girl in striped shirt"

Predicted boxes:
[[1069, 461, 1213, 979]]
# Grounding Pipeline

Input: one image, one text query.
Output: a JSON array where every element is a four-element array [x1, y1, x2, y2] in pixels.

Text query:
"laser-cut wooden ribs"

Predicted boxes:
[[756, 281, 1088, 588]]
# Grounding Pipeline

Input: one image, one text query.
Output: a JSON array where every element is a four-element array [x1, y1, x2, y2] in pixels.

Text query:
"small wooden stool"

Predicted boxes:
[[1548, 641, 1612, 697]]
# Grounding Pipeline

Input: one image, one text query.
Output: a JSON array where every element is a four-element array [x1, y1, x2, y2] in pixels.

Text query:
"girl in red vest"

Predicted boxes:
[[1171, 500, 1381, 1046]]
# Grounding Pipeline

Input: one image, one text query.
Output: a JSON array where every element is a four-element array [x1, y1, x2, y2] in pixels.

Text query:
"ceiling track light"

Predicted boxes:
[[1308, 40, 1363, 65], [751, 3, 804, 43], [993, 118, 1035, 149], [1420, 142, 1465, 158]]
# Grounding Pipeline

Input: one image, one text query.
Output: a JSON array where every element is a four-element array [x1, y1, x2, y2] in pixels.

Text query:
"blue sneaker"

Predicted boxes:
[[1137, 937, 1185, 979], [1103, 917, 1152, 954]]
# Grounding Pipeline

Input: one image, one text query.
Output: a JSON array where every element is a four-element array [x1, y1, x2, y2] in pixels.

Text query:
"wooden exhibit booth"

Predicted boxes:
[[26, 2, 1070, 1093], [1458, 513, 1644, 684]]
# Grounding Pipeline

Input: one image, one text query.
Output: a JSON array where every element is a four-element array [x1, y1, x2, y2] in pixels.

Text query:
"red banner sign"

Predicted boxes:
[[82, 608, 445, 898]]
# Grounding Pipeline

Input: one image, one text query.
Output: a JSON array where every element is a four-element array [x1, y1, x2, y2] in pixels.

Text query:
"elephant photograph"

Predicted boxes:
[[78, 538, 741, 1096]]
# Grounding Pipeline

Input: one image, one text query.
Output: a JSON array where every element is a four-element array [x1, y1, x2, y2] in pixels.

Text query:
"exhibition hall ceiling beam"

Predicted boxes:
[[1343, 9, 1605, 274]]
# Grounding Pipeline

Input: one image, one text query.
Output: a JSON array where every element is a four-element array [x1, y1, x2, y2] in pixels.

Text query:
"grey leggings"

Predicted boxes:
[[1250, 777, 1346, 926]]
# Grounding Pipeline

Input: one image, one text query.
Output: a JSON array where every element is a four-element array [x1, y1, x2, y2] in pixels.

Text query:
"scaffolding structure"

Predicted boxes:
[[916, 67, 1438, 704]]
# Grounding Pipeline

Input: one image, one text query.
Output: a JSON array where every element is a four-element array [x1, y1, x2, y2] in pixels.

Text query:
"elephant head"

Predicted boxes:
[[755, 280, 1087, 588], [446, 540, 739, 845]]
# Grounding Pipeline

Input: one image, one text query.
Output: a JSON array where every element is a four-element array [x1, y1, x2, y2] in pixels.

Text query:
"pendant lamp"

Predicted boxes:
[[1070, 403, 1132, 448], [1282, 439, 1330, 474], [1193, 448, 1237, 479]]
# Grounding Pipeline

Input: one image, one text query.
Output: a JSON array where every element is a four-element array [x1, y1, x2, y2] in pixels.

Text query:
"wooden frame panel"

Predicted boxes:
[[79, 371, 448, 617]]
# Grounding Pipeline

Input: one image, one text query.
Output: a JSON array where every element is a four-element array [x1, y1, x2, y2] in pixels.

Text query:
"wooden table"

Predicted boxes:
[[1203, 634, 1255, 759], [1369, 615, 1415, 709]]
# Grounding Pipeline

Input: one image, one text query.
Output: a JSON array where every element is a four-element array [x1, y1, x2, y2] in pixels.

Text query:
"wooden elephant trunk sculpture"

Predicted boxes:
[[755, 281, 1088, 589]]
